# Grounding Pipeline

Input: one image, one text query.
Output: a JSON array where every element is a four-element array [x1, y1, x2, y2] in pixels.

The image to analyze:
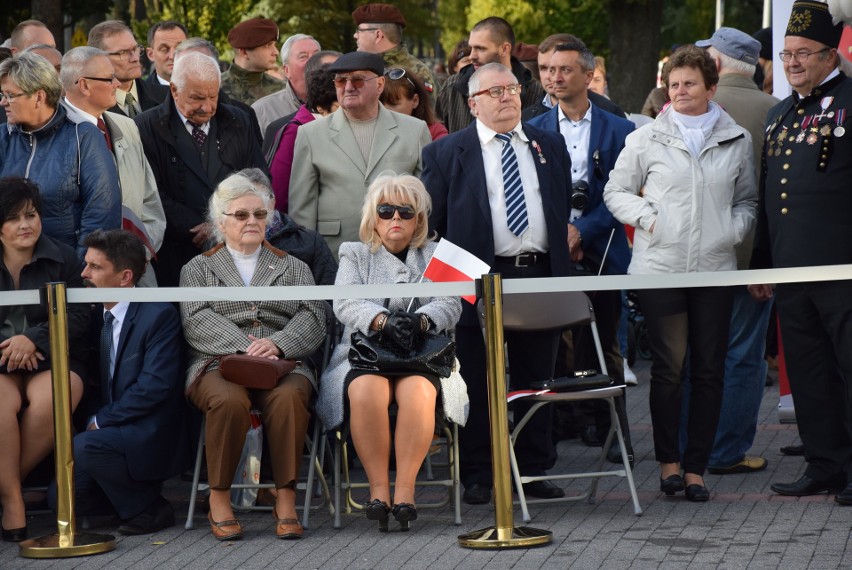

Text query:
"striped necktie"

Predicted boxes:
[[495, 132, 529, 236]]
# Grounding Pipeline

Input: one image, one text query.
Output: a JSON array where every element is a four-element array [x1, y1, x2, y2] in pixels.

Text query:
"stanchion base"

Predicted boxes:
[[19, 532, 115, 559], [458, 525, 552, 549]]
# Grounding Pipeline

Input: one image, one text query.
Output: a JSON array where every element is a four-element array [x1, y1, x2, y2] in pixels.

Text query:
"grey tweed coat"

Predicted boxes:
[[180, 242, 327, 392], [317, 240, 466, 430]]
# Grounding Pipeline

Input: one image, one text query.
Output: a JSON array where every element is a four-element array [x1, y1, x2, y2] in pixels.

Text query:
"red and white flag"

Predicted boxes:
[[122, 206, 157, 260], [423, 239, 490, 304]]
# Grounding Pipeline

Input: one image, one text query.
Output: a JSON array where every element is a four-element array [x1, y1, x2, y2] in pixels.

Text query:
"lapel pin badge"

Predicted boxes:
[[531, 140, 546, 164]]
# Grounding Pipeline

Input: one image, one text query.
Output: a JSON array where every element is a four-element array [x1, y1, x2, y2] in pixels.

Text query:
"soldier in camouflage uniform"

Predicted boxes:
[[221, 17, 285, 105], [352, 3, 439, 104]]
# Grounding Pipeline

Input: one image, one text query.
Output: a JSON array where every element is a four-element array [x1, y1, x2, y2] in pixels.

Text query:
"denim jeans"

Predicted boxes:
[[681, 287, 773, 467]]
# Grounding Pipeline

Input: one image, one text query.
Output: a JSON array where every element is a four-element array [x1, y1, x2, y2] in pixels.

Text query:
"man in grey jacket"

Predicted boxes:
[[60, 46, 166, 287]]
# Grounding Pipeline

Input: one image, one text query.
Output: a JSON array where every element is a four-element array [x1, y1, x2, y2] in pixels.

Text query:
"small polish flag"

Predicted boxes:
[[424, 239, 490, 304], [122, 205, 157, 260]]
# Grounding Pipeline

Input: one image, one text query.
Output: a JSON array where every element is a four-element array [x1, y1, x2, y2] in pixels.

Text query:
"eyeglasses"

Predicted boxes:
[[778, 48, 831, 63], [0, 91, 30, 102], [355, 27, 381, 34], [470, 84, 522, 98], [333, 74, 381, 89], [386, 67, 416, 89], [107, 45, 144, 61], [75, 75, 117, 85], [377, 204, 416, 220], [222, 209, 269, 221]]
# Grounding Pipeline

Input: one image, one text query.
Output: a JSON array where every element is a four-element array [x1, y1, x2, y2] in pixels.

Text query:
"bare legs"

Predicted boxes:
[[348, 374, 437, 506], [0, 371, 83, 530]]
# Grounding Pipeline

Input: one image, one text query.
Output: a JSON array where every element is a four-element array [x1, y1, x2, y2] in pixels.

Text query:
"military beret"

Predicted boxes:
[[512, 42, 539, 63], [785, 0, 843, 48], [228, 17, 280, 49], [352, 3, 406, 28], [328, 51, 385, 77]]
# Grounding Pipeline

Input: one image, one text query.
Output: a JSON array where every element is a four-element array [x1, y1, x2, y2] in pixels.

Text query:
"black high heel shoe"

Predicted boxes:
[[660, 474, 685, 496], [2, 525, 28, 542], [685, 483, 710, 502], [364, 499, 391, 532], [391, 503, 417, 532]]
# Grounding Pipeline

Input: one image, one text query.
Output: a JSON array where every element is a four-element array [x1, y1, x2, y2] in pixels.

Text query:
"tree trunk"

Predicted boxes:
[[31, 0, 64, 51], [608, 0, 665, 114]]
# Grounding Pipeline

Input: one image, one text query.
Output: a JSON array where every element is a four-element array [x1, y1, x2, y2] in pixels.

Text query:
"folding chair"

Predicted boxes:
[[331, 415, 461, 528], [478, 290, 643, 521]]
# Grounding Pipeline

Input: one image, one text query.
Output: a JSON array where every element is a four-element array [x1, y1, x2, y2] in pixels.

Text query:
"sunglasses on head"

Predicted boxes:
[[377, 204, 416, 220], [223, 209, 268, 221]]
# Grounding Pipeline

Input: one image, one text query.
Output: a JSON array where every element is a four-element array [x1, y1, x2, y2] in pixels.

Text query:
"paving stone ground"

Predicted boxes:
[[3, 360, 851, 569]]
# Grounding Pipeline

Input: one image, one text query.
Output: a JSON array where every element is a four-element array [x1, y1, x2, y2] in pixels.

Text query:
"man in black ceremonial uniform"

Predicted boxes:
[[750, 0, 852, 502]]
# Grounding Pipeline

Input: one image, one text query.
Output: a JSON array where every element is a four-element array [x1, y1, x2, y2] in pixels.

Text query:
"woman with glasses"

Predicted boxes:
[[0, 53, 121, 258], [180, 172, 326, 541], [604, 45, 757, 502], [381, 67, 448, 141], [318, 173, 463, 532]]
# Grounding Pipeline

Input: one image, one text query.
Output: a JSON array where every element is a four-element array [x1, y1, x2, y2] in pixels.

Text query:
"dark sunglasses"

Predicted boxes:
[[377, 204, 416, 220], [333, 75, 380, 89], [223, 209, 268, 221]]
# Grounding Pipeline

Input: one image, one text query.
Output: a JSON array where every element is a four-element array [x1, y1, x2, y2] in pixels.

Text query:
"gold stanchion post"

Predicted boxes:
[[19, 282, 115, 558], [458, 273, 552, 549]]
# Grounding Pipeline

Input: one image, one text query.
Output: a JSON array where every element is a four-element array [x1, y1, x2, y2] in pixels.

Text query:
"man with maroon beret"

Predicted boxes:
[[221, 17, 285, 105], [352, 3, 439, 102]]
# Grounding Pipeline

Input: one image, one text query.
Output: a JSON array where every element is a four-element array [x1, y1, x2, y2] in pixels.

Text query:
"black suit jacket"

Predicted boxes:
[[142, 73, 170, 105], [522, 91, 627, 122], [108, 78, 162, 116], [421, 121, 573, 326]]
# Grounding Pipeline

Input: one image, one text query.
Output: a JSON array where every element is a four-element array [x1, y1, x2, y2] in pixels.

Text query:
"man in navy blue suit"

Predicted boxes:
[[528, 41, 635, 462], [53, 230, 186, 534], [422, 62, 572, 505]]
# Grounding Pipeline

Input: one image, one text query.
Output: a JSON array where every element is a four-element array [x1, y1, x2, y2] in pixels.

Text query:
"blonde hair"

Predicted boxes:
[[359, 172, 433, 253]]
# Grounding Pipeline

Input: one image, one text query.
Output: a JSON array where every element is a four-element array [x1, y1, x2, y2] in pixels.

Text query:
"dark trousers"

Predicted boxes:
[[457, 260, 560, 487], [775, 280, 852, 482], [639, 287, 733, 475]]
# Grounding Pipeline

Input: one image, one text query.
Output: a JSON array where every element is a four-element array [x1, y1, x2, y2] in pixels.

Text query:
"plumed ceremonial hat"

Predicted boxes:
[[228, 17, 280, 49], [352, 4, 406, 28], [786, 0, 844, 48]]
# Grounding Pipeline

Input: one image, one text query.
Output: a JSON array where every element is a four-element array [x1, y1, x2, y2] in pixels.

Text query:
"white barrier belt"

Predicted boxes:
[[2, 265, 851, 306]]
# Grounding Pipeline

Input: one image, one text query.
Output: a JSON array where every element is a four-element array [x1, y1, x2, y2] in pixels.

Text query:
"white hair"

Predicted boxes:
[[171, 51, 220, 90], [468, 62, 514, 96], [707, 46, 756, 76], [59, 46, 108, 89], [207, 173, 273, 242], [280, 34, 319, 65]]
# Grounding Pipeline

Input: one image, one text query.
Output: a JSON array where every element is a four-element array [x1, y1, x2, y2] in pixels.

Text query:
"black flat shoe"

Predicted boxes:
[[685, 484, 710, 502], [364, 499, 391, 532], [659, 474, 685, 496], [522, 479, 566, 499], [462, 483, 491, 505], [2, 525, 28, 542], [771, 474, 845, 497], [391, 503, 417, 532]]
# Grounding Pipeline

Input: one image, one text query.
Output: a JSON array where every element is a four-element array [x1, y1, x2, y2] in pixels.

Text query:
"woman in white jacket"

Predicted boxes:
[[604, 45, 757, 502]]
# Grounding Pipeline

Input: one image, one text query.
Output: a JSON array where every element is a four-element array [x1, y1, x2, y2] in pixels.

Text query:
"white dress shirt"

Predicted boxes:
[[558, 102, 592, 184], [175, 107, 210, 135], [476, 119, 548, 257]]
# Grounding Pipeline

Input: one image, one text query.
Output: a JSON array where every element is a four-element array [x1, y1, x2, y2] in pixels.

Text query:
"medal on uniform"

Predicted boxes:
[[834, 109, 846, 137], [816, 96, 835, 121], [820, 124, 832, 136], [806, 132, 818, 145]]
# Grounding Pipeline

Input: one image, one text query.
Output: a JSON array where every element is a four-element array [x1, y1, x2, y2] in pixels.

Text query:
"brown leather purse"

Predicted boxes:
[[219, 354, 298, 390]]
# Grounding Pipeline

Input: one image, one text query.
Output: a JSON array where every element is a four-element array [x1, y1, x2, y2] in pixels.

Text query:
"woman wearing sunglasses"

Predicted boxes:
[[180, 172, 326, 541], [318, 173, 463, 532], [381, 67, 448, 141]]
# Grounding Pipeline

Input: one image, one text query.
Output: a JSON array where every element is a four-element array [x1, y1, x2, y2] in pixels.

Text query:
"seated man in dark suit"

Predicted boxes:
[[49, 229, 187, 535]]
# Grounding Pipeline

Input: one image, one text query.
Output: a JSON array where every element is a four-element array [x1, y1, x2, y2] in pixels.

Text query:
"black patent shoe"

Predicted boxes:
[[391, 503, 417, 532], [685, 484, 710, 502], [2, 525, 27, 542], [659, 474, 685, 496], [365, 499, 391, 532]]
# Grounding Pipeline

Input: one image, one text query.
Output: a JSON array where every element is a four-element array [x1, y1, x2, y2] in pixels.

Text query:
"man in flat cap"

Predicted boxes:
[[221, 17, 285, 105], [352, 3, 439, 103], [288, 51, 430, 257], [689, 27, 780, 477], [750, 0, 852, 502]]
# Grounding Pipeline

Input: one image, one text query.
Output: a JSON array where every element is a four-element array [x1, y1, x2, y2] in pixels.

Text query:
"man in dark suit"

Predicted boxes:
[[529, 41, 635, 462], [53, 229, 186, 535], [88, 20, 160, 117], [135, 51, 267, 286], [422, 62, 572, 504], [142, 20, 188, 105]]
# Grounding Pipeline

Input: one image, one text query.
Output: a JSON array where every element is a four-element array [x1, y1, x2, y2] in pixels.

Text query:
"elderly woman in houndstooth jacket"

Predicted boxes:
[[180, 173, 326, 541], [318, 173, 463, 532]]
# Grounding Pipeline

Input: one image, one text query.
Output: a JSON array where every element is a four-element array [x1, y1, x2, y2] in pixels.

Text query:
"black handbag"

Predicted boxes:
[[348, 330, 456, 378]]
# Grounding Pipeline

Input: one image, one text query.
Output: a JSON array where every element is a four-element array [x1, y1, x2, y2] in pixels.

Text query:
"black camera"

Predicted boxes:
[[571, 180, 589, 211]]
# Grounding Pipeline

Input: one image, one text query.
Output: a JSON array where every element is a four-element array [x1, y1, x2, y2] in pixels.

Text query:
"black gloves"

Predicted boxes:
[[382, 311, 421, 352]]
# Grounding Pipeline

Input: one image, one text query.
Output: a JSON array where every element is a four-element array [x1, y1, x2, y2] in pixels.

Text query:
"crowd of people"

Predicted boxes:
[[1, 0, 851, 545]]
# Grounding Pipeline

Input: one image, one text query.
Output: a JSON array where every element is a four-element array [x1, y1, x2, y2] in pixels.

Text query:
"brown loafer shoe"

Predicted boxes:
[[273, 508, 303, 539], [208, 512, 243, 541]]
